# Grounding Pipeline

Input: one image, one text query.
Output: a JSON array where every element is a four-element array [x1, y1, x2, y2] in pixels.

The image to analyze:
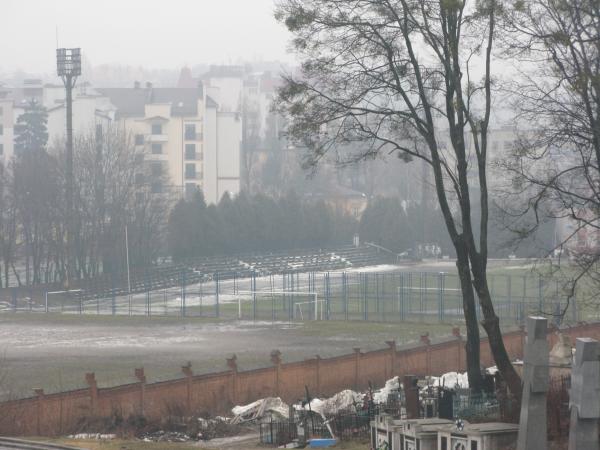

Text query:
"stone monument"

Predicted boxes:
[[517, 316, 548, 450], [568, 337, 600, 450]]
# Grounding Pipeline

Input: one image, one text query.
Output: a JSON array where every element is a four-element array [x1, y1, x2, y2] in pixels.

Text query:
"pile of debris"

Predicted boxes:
[[137, 415, 243, 443], [139, 430, 195, 443], [231, 397, 289, 424]]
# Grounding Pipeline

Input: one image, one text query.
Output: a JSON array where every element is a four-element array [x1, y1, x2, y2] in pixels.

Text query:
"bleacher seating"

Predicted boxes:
[[79, 245, 395, 300]]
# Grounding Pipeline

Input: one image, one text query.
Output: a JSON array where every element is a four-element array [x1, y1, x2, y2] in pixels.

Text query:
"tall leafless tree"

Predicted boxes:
[[500, 0, 600, 314], [275, 0, 522, 395]]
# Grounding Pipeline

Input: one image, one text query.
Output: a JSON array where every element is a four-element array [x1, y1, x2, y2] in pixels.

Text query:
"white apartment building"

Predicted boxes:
[[5, 79, 242, 205], [0, 89, 15, 166], [99, 83, 242, 204]]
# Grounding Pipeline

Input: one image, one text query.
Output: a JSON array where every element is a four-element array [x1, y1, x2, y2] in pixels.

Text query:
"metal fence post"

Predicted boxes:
[[215, 272, 220, 318], [375, 273, 380, 319], [438, 272, 445, 322], [399, 273, 405, 321], [363, 273, 368, 321], [181, 270, 186, 317], [111, 276, 116, 316], [419, 272, 425, 320], [146, 271, 150, 317], [252, 271, 257, 321], [325, 272, 331, 320], [538, 275, 543, 313]]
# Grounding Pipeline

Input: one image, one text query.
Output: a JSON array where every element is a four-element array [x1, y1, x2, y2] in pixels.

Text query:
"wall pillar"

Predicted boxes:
[[420, 333, 431, 375], [353, 348, 361, 390], [85, 372, 97, 416], [134, 368, 146, 416], [227, 355, 238, 406], [452, 327, 463, 372], [386, 340, 397, 379], [314, 355, 321, 396], [33, 388, 44, 436], [270, 350, 282, 397], [181, 362, 193, 414]]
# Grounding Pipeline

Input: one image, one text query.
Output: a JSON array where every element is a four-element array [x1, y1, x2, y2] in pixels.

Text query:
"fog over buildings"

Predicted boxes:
[[0, 0, 599, 447]]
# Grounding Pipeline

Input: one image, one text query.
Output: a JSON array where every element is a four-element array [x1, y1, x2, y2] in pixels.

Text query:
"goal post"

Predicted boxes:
[[45, 289, 83, 313], [233, 290, 322, 320]]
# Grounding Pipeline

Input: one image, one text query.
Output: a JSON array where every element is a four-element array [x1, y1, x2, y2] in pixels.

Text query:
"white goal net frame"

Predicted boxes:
[[233, 290, 323, 320]]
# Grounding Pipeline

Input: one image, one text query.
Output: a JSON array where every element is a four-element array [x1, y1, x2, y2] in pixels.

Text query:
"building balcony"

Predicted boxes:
[[185, 132, 203, 141], [145, 152, 168, 161], [146, 134, 168, 143]]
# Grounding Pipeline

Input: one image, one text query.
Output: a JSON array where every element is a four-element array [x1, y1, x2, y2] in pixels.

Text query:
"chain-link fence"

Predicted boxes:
[[0, 270, 580, 324]]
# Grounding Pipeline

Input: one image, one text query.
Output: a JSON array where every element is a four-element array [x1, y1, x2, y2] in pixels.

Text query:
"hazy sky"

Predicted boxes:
[[0, 0, 294, 74]]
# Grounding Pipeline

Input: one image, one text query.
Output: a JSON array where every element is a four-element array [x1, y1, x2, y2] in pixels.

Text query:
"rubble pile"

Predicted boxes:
[[231, 397, 289, 424], [307, 389, 363, 417], [137, 415, 243, 443], [139, 430, 194, 443]]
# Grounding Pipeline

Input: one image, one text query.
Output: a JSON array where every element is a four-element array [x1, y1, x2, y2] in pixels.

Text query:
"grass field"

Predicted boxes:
[[0, 259, 587, 401], [0, 313, 467, 400]]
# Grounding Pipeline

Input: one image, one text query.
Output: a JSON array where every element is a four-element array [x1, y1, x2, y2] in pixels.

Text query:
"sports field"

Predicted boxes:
[[0, 259, 577, 401]]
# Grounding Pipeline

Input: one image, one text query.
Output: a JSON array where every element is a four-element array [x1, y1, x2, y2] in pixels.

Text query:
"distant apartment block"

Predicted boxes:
[[4, 78, 242, 205]]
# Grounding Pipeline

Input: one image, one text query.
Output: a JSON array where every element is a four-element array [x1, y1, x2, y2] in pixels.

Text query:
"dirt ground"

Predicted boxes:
[[51, 435, 370, 450], [0, 313, 464, 399]]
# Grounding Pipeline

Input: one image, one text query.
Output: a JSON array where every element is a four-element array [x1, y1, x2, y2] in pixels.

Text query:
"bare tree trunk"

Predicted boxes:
[[472, 271, 522, 397], [456, 242, 484, 392]]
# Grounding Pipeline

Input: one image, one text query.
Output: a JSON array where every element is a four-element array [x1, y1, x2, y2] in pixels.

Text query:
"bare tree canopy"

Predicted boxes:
[[275, 0, 522, 395], [500, 0, 600, 312], [0, 122, 170, 289]]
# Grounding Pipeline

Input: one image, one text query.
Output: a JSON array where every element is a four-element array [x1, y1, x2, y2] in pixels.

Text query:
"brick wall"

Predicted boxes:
[[1, 322, 599, 436]]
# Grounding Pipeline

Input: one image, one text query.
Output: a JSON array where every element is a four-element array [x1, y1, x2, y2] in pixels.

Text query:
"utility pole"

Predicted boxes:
[[57, 48, 81, 288]]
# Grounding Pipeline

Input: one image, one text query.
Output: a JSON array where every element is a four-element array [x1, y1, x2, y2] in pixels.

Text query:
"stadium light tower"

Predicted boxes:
[[57, 48, 81, 288]]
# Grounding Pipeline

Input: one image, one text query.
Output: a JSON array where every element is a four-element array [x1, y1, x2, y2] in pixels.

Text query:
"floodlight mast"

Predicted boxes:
[[57, 48, 81, 289]]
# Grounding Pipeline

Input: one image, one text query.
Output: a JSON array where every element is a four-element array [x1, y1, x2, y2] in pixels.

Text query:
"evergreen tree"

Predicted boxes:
[[14, 100, 48, 154]]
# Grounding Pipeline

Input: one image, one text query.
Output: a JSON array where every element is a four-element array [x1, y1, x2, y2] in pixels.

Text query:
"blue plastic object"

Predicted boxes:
[[309, 438, 337, 447]]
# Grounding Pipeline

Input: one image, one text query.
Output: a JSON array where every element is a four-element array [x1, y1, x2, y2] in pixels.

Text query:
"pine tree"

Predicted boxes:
[[14, 99, 48, 154]]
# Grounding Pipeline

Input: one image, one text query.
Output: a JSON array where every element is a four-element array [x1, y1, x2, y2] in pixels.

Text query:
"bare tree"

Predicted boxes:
[[500, 0, 600, 314], [64, 125, 170, 279], [0, 164, 17, 288], [275, 0, 522, 395]]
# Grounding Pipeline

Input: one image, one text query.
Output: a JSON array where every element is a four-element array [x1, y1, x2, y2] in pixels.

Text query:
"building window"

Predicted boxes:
[[135, 134, 144, 145], [151, 182, 163, 194], [151, 123, 162, 135], [0, 144, 3, 155], [0, 124, 3, 135], [185, 163, 196, 179], [151, 143, 162, 154], [151, 162, 163, 177], [185, 124, 196, 140], [185, 144, 196, 160]]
